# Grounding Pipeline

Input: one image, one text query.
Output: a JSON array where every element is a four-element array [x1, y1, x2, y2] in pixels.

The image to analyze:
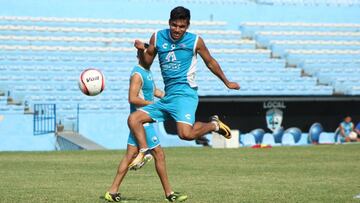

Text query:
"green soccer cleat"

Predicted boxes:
[[104, 191, 121, 202], [165, 192, 188, 202], [210, 115, 232, 139]]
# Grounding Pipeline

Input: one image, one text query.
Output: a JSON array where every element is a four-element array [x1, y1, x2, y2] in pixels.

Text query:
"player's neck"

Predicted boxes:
[[138, 63, 150, 71]]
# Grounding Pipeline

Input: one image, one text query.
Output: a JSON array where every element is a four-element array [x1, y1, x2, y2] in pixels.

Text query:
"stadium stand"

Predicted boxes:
[[240, 21, 360, 96], [0, 0, 359, 150]]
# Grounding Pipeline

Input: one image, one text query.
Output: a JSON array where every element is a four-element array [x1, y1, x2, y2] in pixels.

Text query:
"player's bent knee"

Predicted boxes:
[[152, 148, 165, 161], [178, 131, 194, 141], [127, 113, 141, 128], [128, 111, 151, 128]]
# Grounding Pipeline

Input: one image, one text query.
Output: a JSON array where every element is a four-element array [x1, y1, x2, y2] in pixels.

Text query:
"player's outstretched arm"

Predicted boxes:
[[196, 37, 240, 90], [134, 34, 157, 67], [129, 73, 152, 107]]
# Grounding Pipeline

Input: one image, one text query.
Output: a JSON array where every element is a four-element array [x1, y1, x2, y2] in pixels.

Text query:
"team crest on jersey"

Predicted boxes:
[[152, 136, 158, 143], [165, 51, 177, 62]]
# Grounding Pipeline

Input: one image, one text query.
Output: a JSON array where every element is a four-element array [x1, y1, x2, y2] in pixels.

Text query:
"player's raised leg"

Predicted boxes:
[[176, 115, 231, 141], [105, 145, 138, 202], [177, 121, 215, 140], [210, 115, 232, 139], [173, 94, 232, 140]]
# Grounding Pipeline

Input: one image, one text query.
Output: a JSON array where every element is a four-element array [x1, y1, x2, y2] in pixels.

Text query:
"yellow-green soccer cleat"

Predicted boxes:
[[210, 115, 232, 139], [129, 153, 153, 171], [165, 192, 188, 202], [104, 192, 121, 202]]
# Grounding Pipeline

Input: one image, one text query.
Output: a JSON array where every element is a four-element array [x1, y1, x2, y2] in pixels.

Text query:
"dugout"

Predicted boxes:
[[164, 96, 360, 134]]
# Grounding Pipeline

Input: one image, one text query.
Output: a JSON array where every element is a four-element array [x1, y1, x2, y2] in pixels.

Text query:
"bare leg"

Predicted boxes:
[[151, 146, 172, 197], [345, 136, 351, 142], [176, 121, 216, 141], [128, 110, 153, 149], [108, 145, 138, 193]]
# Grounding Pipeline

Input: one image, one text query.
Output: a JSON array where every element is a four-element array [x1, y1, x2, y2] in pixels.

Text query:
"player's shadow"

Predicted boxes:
[[99, 195, 152, 202]]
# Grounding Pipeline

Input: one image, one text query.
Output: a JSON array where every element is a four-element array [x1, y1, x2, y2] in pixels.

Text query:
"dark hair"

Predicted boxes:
[[169, 6, 191, 25]]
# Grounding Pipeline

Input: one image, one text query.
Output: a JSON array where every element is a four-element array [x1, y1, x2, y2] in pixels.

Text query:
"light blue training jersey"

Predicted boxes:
[[130, 65, 154, 113], [340, 121, 354, 136], [155, 29, 199, 95]]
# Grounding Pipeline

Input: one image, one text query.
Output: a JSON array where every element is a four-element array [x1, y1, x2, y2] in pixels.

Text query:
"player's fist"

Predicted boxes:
[[134, 40, 146, 50], [226, 81, 240, 90]]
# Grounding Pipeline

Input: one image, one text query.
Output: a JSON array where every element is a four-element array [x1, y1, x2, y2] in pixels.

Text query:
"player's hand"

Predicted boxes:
[[226, 81, 240, 90], [134, 40, 146, 50]]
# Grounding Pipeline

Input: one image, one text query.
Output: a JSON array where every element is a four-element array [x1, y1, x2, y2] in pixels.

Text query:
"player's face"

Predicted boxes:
[[169, 19, 189, 40], [345, 116, 352, 123]]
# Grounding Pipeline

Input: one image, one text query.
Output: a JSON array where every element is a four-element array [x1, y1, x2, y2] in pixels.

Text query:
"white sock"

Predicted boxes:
[[139, 148, 149, 153], [212, 121, 219, 131]]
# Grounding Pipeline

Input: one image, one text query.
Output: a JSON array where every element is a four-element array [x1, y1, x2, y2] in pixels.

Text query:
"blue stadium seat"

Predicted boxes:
[[281, 133, 296, 146], [296, 133, 310, 145], [240, 133, 256, 147], [273, 127, 284, 143], [284, 127, 302, 143], [318, 132, 336, 144], [250, 128, 265, 144], [261, 133, 276, 145]]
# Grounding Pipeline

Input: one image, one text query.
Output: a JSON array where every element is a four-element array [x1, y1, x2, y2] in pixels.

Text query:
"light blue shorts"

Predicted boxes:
[[140, 93, 199, 126], [127, 123, 160, 149]]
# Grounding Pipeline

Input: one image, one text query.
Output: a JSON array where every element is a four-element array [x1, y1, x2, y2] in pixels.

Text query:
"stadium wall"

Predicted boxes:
[[0, 114, 56, 151]]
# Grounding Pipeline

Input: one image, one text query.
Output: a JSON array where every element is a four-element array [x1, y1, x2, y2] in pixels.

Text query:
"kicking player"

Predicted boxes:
[[128, 6, 240, 169], [104, 49, 188, 202]]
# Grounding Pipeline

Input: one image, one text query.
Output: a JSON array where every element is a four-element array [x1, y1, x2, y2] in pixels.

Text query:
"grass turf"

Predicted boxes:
[[0, 144, 359, 202]]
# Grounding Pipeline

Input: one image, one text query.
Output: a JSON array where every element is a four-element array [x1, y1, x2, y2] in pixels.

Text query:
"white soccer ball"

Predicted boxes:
[[78, 68, 105, 96], [349, 131, 357, 140]]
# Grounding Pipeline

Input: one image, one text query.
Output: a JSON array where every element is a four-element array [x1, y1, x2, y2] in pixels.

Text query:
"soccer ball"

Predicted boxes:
[[349, 131, 357, 140], [78, 68, 105, 96]]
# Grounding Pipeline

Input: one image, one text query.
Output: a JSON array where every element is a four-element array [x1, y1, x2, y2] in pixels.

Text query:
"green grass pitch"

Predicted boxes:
[[0, 144, 359, 202]]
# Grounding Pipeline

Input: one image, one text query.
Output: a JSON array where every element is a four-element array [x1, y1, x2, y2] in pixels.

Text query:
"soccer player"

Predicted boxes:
[[104, 48, 188, 202], [128, 6, 240, 169], [338, 116, 354, 142]]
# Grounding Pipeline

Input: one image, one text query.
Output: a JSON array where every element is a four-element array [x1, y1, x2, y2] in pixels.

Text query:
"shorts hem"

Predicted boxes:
[[127, 143, 161, 150], [177, 120, 193, 126], [127, 143, 137, 147], [138, 109, 158, 122]]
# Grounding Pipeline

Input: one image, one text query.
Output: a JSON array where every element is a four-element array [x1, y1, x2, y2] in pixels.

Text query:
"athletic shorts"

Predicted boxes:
[[140, 93, 199, 126], [127, 123, 160, 149]]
